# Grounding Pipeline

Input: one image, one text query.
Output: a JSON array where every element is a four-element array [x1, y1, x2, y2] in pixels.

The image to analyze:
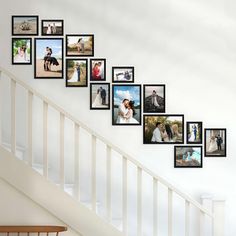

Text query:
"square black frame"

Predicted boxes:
[[90, 83, 110, 110], [90, 58, 106, 81], [143, 84, 166, 113], [12, 15, 39, 36], [12, 38, 32, 65], [112, 84, 142, 126], [66, 34, 94, 57], [186, 121, 203, 144], [41, 19, 64, 36], [112, 66, 134, 83], [143, 114, 185, 144], [174, 145, 203, 168], [204, 128, 227, 157], [34, 38, 64, 79], [66, 58, 88, 87]]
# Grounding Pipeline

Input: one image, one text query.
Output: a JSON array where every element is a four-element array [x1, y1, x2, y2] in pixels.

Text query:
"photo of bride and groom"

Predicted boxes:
[[112, 85, 141, 125], [187, 122, 202, 144], [12, 38, 31, 64], [90, 83, 110, 110], [205, 129, 226, 157]]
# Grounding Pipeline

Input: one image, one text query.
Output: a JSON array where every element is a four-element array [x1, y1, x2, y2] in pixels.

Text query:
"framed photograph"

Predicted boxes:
[[41, 20, 64, 36], [112, 66, 134, 83], [186, 122, 203, 144], [90, 59, 106, 81], [12, 15, 38, 36], [174, 146, 203, 168], [112, 84, 141, 125], [66, 59, 88, 87], [90, 83, 110, 110], [12, 38, 32, 65], [143, 115, 184, 144], [204, 128, 227, 157], [34, 38, 63, 79], [143, 84, 165, 113], [66, 34, 94, 57]]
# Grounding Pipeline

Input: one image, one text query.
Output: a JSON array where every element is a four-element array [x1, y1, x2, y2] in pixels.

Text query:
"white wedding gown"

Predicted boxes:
[[153, 96, 160, 107], [46, 26, 51, 34], [188, 130, 195, 142], [208, 139, 217, 152], [68, 68, 79, 83], [126, 109, 139, 124], [92, 92, 102, 107]]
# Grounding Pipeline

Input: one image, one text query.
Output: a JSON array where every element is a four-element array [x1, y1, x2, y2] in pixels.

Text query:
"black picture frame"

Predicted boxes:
[[90, 83, 110, 110], [90, 58, 106, 81], [34, 38, 64, 79], [112, 84, 142, 126], [143, 84, 166, 113], [12, 38, 32, 65], [66, 58, 88, 87], [174, 146, 203, 168], [12, 15, 39, 36], [41, 19, 64, 36], [186, 121, 203, 144], [66, 34, 94, 57], [204, 128, 227, 157], [112, 66, 134, 83], [143, 114, 184, 144]]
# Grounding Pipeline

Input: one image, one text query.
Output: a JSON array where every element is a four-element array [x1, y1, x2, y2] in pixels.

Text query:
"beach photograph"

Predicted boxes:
[[34, 38, 63, 79], [12, 15, 38, 35], [112, 67, 134, 83], [42, 20, 63, 35], [66, 59, 88, 87]]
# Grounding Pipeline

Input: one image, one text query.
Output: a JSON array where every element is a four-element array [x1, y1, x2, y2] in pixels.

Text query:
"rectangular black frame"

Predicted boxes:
[[174, 145, 203, 168], [90, 58, 106, 81], [143, 114, 185, 144], [90, 83, 110, 110], [186, 121, 203, 144], [66, 34, 94, 57], [12, 38, 32, 65], [41, 19, 64, 36], [112, 84, 142, 126], [112, 66, 134, 83], [34, 37, 64, 79], [12, 15, 39, 36]]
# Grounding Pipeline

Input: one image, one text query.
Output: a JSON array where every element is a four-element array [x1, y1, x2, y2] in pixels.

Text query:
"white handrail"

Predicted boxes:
[[0, 66, 214, 218]]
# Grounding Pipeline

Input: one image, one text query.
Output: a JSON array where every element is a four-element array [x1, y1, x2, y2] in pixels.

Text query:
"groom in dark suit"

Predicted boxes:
[[100, 87, 106, 105], [216, 134, 223, 150]]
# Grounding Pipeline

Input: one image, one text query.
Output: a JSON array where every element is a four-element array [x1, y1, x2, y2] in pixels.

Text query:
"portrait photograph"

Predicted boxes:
[[41, 20, 64, 36], [186, 122, 202, 144], [34, 38, 63, 79], [66, 59, 88, 87], [205, 128, 227, 157], [143, 115, 184, 144], [66, 35, 94, 57], [90, 83, 110, 110], [143, 84, 165, 113], [174, 146, 203, 168], [112, 67, 134, 83], [12, 38, 32, 65], [112, 85, 141, 125], [90, 59, 106, 81], [12, 15, 38, 36]]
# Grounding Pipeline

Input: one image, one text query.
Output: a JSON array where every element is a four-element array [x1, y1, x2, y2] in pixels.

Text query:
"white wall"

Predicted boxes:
[[1, 0, 236, 235]]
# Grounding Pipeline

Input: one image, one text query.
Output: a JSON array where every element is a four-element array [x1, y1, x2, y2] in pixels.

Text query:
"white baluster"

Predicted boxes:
[[74, 123, 80, 200], [11, 79, 16, 155], [153, 178, 158, 236], [200, 210, 205, 236], [60, 113, 65, 189], [91, 135, 96, 212], [122, 157, 128, 235], [168, 188, 173, 236], [43, 101, 48, 178], [212, 199, 225, 236], [28, 91, 33, 167], [106, 145, 112, 222], [185, 200, 190, 236], [137, 167, 142, 236], [0, 70, 2, 145]]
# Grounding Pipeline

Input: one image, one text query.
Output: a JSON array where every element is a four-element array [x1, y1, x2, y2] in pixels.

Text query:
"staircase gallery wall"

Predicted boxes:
[[0, 0, 236, 235]]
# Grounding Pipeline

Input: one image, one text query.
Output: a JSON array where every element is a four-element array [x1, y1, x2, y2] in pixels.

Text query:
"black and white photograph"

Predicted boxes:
[[112, 67, 134, 83], [41, 20, 64, 35]]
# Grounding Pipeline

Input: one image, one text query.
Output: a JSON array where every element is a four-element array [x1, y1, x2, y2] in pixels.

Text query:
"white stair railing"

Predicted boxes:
[[0, 66, 224, 236]]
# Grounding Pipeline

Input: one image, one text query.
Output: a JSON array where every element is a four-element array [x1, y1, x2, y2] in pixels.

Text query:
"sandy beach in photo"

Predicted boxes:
[[13, 22, 37, 35], [36, 59, 62, 78]]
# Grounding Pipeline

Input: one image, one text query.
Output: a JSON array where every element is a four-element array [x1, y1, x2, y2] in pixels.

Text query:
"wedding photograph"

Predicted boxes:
[[174, 146, 203, 168], [143, 84, 165, 113], [12, 38, 32, 64], [66, 35, 94, 57], [34, 38, 63, 79], [41, 20, 64, 36], [112, 67, 134, 83], [112, 85, 141, 125], [143, 115, 184, 144], [66, 59, 88, 87], [205, 128, 227, 157], [186, 122, 203, 144], [12, 15, 38, 35], [90, 83, 110, 110], [90, 59, 106, 81]]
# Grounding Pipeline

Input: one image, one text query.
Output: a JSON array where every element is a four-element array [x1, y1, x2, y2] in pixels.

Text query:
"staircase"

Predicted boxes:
[[0, 67, 224, 236]]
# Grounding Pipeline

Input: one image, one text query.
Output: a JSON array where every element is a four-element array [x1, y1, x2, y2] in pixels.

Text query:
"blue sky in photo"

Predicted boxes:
[[113, 86, 140, 106], [36, 39, 62, 59]]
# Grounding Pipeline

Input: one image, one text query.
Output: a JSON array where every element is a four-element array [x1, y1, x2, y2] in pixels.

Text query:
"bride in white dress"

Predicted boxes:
[[69, 66, 80, 83], [188, 125, 196, 142], [92, 89, 102, 107], [46, 24, 51, 34], [152, 91, 160, 107], [208, 136, 217, 152], [124, 101, 139, 124]]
